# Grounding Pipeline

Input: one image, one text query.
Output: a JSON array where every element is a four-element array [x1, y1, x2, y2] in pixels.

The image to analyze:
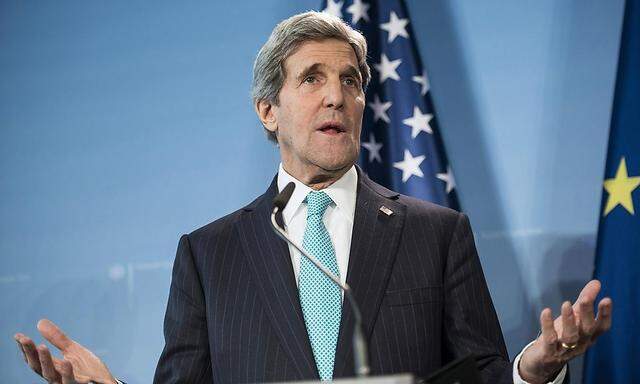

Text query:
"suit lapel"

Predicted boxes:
[[333, 172, 407, 378], [237, 178, 318, 380]]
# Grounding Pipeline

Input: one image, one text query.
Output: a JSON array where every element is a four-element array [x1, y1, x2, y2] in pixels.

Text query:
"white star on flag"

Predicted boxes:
[[412, 70, 430, 96], [393, 149, 425, 182], [323, 0, 343, 18], [402, 106, 433, 138], [436, 166, 456, 193], [346, 0, 370, 24], [380, 11, 409, 43], [374, 54, 402, 83], [362, 133, 383, 163], [367, 94, 392, 123]]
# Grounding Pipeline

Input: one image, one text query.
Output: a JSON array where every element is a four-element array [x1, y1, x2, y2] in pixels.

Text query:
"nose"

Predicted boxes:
[[322, 77, 345, 110]]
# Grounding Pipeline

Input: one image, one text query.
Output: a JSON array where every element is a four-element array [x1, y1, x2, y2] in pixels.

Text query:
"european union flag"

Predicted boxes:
[[583, 0, 640, 382], [321, 0, 459, 209]]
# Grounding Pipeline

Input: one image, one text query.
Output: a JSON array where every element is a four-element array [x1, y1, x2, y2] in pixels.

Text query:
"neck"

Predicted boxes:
[[282, 163, 352, 190]]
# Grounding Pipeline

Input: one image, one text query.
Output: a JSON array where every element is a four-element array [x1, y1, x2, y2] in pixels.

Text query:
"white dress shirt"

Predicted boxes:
[[276, 164, 566, 384], [277, 163, 357, 287]]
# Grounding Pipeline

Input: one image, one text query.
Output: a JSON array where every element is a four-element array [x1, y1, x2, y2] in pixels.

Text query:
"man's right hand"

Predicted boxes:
[[15, 319, 117, 384]]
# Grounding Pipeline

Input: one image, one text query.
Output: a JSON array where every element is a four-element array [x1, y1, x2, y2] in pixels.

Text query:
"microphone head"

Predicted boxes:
[[273, 182, 295, 211]]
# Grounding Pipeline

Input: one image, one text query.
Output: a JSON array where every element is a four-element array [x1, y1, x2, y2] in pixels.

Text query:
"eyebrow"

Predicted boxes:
[[342, 65, 362, 82], [296, 63, 322, 82], [296, 63, 362, 83]]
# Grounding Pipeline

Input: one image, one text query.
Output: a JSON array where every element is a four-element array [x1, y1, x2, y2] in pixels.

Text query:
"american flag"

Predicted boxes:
[[321, 0, 460, 209]]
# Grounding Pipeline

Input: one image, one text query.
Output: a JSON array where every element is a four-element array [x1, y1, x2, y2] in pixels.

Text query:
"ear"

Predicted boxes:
[[255, 100, 277, 134]]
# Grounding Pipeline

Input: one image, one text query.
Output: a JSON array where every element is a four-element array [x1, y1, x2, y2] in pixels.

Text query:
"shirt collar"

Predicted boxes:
[[277, 163, 358, 225]]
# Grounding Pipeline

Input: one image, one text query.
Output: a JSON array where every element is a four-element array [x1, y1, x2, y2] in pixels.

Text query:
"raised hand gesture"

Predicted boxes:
[[15, 319, 117, 384]]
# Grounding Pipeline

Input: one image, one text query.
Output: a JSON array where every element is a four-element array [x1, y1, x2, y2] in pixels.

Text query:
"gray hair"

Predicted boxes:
[[252, 11, 371, 143]]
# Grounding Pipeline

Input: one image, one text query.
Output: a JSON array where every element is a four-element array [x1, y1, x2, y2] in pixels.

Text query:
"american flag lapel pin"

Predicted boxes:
[[379, 205, 393, 216]]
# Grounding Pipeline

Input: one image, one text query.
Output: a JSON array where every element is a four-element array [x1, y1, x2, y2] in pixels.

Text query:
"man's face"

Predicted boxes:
[[260, 39, 365, 180]]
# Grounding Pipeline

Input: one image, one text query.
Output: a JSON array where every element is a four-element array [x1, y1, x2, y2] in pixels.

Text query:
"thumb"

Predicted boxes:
[[37, 319, 73, 351]]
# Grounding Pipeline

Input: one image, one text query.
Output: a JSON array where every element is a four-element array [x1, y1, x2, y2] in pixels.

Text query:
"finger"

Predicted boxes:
[[539, 308, 558, 354], [16, 334, 42, 375], [37, 344, 62, 382], [58, 359, 77, 384], [576, 292, 597, 335], [15, 341, 27, 362], [14, 335, 28, 362], [38, 319, 73, 351], [560, 301, 579, 345], [574, 280, 601, 307], [592, 297, 613, 339], [51, 355, 66, 369]]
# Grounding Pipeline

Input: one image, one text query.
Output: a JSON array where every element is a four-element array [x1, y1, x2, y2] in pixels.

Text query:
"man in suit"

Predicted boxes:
[[15, 11, 612, 384]]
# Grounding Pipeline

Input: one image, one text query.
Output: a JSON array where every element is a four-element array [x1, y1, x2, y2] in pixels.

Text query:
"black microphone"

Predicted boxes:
[[273, 182, 295, 211], [270, 183, 370, 378]]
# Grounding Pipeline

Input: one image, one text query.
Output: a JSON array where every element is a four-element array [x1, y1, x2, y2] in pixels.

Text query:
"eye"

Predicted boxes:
[[343, 76, 358, 87], [303, 75, 317, 84]]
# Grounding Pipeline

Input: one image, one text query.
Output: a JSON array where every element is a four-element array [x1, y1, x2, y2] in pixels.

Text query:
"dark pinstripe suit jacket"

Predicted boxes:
[[153, 171, 515, 383]]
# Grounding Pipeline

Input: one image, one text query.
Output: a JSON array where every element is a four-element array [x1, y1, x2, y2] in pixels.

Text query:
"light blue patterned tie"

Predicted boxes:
[[299, 191, 342, 381]]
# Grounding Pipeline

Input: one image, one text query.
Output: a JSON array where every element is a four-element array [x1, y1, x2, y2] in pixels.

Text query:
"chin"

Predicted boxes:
[[305, 141, 359, 172], [315, 155, 357, 173]]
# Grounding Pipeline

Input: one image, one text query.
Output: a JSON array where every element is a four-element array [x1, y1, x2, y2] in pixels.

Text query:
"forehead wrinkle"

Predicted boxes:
[[285, 40, 361, 83], [296, 62, 361, 80]]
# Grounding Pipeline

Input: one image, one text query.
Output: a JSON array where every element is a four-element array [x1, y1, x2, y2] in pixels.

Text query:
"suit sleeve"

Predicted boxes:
[[442, 212, 513, 383], [153, 235, 213, 384]]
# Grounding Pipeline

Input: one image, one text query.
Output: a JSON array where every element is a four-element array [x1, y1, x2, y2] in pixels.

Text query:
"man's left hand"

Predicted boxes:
[[518, 279, 612, 384]]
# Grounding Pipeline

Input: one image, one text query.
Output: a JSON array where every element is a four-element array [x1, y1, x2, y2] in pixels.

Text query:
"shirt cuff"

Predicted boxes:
[[513, 341, 567, 384]]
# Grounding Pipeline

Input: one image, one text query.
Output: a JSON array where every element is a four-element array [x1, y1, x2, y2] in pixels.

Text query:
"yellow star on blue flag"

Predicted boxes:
[[602, 157, 640, 215]]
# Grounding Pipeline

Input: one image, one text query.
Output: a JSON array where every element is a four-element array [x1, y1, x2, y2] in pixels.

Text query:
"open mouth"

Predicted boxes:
[[317, 122, 346, 135]]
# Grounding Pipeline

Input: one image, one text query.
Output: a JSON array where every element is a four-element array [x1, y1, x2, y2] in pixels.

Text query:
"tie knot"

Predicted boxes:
[[305, 191, 333, 217]]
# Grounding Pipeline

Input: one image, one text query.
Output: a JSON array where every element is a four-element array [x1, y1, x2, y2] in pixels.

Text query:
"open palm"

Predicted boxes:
[[15, 319, 116, 384]]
